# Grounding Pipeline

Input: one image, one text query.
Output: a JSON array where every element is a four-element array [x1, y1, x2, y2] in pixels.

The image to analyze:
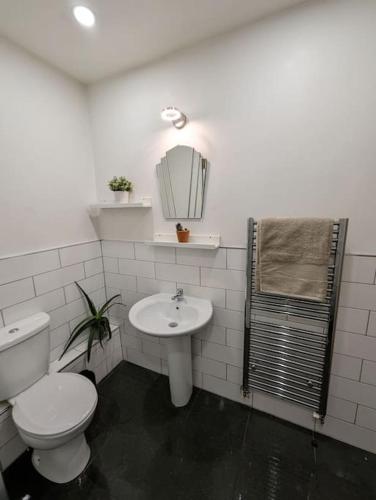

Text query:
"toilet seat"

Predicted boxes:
[[12, 372, 97, 439]]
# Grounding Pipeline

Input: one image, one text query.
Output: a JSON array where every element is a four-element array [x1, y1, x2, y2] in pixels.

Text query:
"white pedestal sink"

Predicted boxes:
[[128, 293, 213, 407]]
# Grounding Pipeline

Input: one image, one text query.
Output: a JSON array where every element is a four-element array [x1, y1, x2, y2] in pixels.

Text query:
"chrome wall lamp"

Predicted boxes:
[[161, 107, 187, 129]]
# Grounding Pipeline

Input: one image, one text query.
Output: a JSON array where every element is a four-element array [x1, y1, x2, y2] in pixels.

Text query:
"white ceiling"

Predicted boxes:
[[0, 0, 307, 83]]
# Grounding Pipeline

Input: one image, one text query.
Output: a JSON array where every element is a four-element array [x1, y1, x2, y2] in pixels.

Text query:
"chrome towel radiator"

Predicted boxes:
[[242, 218, 348, 418]]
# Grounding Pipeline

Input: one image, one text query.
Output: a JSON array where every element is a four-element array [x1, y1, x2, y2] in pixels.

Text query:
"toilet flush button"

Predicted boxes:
[[8, 328, 19, 334]]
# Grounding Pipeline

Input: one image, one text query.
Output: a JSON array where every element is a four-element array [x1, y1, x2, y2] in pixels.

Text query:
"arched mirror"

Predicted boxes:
[[156, 145, 208, 219]]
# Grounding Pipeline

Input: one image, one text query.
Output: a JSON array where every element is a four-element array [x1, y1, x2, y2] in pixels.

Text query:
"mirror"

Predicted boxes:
[[156, 145, 208, 219]]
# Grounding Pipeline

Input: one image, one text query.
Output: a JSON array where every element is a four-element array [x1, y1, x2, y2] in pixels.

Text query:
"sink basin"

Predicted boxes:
[[129, 293, 213, 337], [129, 293, 213, 407]]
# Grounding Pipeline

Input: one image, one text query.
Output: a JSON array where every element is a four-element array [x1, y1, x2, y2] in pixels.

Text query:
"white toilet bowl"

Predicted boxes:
[[11, 372, 98, 483]]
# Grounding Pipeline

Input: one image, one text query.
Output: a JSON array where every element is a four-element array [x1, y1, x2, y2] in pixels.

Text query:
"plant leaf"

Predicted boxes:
[[75, 281, 97, 316], [70, 315, 95, 335], [59, 288, 123, 363], [102, 302, 125, 315], [97, 320, 106, 348], [99, 322, 108, 349], [102, 316, 112, 341], [87, 325, 97, 362], [98, 294, 121, 316], [59, 317, 98, 360]]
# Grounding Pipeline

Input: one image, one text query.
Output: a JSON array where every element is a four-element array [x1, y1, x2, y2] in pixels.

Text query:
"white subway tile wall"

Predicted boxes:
[[331, 353, 362, 380], [33, 263, 85, 296], [134, 243, 175, 263], [59, 241, 102, 267], [1, 241, 376, 464], [103, 242, 376, 454], [0, 241, 124, 468], [342, 256, 376, 284], [368, 312, 376, 336], [336, 307, 369, 334], [155, 262, 200, 285], [0, 250, 61, 285], [361, 360, 376, 385]]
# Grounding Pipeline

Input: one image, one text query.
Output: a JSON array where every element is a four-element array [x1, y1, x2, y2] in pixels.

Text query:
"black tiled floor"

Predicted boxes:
[[4, 361, 376, 499]]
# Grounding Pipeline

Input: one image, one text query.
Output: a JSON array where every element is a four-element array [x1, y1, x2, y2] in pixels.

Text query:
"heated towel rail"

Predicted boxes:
[[242, 218, 348, 418]]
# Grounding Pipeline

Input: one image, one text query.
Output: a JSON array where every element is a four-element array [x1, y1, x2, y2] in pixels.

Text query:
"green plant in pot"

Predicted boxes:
[[108, 176, 133, 203], [59, 282, 124, 362], [176, 222, 190, 243]]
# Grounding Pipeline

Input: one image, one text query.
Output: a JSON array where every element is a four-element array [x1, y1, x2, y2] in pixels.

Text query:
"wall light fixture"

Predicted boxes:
[[161, 107, 187, 129], [73, 6, 96, 28]]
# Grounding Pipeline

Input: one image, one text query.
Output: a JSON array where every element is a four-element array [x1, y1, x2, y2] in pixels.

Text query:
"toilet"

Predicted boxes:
[[0, 313, 98, 483]]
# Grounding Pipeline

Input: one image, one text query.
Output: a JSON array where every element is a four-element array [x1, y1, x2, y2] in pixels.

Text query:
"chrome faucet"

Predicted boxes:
[[171, 288, 184, 302]]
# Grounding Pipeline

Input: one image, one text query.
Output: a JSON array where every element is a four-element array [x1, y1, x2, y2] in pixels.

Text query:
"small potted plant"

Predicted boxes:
[[60, 282, 124, 363], [108, 176, 133, 203], [176, 222, 190, 243]]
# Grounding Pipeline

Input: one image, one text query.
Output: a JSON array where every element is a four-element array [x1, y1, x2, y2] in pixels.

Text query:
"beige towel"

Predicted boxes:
[[256, 218, 334, 302]]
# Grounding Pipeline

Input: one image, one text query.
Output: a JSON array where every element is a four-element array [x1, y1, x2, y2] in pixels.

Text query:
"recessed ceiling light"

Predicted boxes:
[[73, 6, 96, 28]]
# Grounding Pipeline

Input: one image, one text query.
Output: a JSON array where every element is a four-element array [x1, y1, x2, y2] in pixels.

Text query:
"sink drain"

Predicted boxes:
[[168, 322, 178, 328]]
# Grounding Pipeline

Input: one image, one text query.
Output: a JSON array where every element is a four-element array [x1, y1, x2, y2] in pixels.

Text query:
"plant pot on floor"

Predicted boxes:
[[113, 191, 129, 203], [177, 230, 190, 243], [79, 369, 96, 386]]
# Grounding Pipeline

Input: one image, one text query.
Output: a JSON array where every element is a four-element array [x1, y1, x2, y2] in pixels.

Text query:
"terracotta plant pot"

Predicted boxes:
[[176, 230, 190, 243]]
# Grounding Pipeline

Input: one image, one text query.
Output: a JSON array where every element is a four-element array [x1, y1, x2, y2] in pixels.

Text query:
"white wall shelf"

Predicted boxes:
[[145, 233, 220, 250], [89, 197, 151, 216]]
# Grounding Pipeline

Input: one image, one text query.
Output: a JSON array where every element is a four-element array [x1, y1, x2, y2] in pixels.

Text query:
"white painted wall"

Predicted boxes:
[[0, 37, 97, 257], [88, 0, 376, 253]]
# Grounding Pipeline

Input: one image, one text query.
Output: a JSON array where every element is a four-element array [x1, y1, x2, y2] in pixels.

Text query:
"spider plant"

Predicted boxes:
[[59, 282, 124, 362]]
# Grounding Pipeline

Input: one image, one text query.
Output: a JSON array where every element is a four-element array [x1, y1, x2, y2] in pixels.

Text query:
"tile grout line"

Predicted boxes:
[[0, 257, 103, 290], [331, 371, 374, 392], [83, 259, 88, 279], [0, 274, 54, 288], [354, 403, 359, 424], [0, 239, 101, 262], [100, 241, 109, 303], [57, 247, 62, 268], [342, 279, 376, 285], [359, 360, 364, 383], [334, 328, 376, 340], [365, 310, 371, 336], [31, 262, 84, 281], [32, 273, 89, 299], [331, 370, 365, 383], [326, 409, 358, 426], [31, 276, 37, 297], [1, 289, 66, 320]]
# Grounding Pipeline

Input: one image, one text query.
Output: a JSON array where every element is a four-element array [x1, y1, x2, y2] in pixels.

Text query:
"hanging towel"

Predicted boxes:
[[256, 218, 334, 302]]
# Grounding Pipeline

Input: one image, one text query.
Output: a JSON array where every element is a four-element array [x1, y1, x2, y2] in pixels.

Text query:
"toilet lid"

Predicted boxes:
[[12, 372, 98, 437]]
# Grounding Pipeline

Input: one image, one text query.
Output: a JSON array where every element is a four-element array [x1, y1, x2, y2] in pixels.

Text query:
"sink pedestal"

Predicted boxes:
[[129, 293, 213, 407], [165, 336, 192, 407]]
